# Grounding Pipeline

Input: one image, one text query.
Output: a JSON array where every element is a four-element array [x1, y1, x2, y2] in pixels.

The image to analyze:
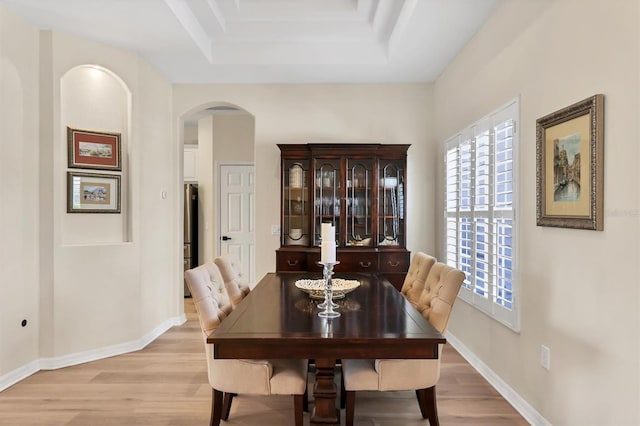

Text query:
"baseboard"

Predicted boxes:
[[0, 314, 186, 392], [0, 359, 41, 393], [446, 331, 552, 426]]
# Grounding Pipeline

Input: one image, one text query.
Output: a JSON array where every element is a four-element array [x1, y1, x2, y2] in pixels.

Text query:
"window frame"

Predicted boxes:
[[444, 97, 520, 331]]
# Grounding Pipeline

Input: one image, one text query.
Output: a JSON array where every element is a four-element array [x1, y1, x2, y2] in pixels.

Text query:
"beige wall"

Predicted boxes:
[[0, 6, 41, 378], [212, 113, 255, 163], [196, 115, 215, 264], [46, 31, 178, 356], [434, 1, 639, 425], [0, 5, 180, 384], [6, 3, 636, 424], [174, 84, 434, 278], [197, 112, 255, 265]]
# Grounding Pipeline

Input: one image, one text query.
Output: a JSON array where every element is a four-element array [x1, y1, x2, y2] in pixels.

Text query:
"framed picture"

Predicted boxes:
[[67, 172, 121, 213], [67, 127, 121, 171], [536, 94, 604, 230]]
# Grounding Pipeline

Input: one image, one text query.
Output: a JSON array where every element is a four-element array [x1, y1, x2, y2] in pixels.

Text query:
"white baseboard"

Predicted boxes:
[[0, 314, 186, 392], [0, 360, 41, 393], [446, 331, 552, 426]]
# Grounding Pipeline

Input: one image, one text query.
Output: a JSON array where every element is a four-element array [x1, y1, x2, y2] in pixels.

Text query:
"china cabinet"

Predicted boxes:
[[277, 143, 410, 289]]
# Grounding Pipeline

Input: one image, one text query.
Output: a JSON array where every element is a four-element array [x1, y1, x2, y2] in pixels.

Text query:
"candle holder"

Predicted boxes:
[[317, 261, 340, 318]]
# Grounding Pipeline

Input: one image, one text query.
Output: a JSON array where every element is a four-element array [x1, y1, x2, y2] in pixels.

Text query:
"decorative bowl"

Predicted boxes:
[[295, 278, 360, 300]]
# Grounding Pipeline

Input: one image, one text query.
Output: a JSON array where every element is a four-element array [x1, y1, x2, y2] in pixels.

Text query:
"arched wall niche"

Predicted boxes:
[[60, 65, 132, 244]]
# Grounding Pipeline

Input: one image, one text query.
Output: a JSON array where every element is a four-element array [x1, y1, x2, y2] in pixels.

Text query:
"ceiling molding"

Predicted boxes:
[[168, 0, 414, 65], [387, 0, 418, 58], [206, 0, 227, 32], [164, 0, 214, 63], [2, 0, 502, 82]]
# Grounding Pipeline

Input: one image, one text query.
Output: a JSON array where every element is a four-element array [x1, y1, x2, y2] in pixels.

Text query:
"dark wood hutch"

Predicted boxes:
[[276, 143, 410, 290]]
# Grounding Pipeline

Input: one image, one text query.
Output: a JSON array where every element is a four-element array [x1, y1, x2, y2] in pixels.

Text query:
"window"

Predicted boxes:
[[445, 98, 519, 330]]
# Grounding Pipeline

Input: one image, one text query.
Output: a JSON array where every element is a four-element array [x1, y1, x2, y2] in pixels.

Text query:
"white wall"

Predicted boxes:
[[174, 84, 434, 278], [0, 6, 41, 379], [434, 1, 639, 425]]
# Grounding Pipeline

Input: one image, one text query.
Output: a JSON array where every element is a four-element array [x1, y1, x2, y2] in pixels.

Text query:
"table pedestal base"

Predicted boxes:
[[310, 358, 340, 425]]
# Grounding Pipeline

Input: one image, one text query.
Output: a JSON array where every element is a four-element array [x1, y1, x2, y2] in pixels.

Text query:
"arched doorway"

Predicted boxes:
[[179, 103, 256, 296]]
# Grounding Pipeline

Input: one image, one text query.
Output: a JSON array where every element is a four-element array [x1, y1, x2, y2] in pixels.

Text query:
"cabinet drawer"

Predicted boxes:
[[276, 251, 307, 271], [337, 252, 379, 273], [379, 251, 410, 273]]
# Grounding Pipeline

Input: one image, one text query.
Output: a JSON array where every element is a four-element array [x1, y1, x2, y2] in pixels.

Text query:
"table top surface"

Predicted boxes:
[[207, 272, 445, 359]]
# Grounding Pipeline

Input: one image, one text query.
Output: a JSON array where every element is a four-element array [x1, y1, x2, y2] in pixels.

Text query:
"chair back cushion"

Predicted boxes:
[[400, 252, 436, 306], [184, 262, 232, 335], [215, 255, 251, 307], [416, 262, 465, 333]]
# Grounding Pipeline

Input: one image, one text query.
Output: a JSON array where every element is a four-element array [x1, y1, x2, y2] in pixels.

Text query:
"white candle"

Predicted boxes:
[[321, 223, 332, 244], [321, 240, 336, 264], [320, 223, 336, 264]]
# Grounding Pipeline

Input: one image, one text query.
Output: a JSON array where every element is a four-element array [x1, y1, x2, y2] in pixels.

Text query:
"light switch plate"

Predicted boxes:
[[540, 345, 551, 370]]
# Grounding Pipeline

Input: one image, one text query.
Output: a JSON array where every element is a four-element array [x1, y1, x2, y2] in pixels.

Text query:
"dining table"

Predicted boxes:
[[207, 272, 445, 426]]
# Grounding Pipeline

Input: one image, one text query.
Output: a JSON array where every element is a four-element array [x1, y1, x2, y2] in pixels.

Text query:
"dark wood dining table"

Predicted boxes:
[[207, 272, 445, 426]]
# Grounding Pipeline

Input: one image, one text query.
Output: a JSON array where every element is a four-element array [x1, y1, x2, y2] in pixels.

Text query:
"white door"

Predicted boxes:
[[218, 164, 255, 283]]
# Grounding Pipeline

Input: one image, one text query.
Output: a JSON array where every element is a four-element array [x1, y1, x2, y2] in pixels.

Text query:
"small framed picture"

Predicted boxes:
[[67, 172, 121, 213], [536, 94, 604, 230], [67, 127, 121, 171]]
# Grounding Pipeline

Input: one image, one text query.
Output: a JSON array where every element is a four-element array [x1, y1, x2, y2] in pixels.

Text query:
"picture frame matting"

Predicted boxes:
[[67, 171, 121, 213], [67, 126, 121, 171]]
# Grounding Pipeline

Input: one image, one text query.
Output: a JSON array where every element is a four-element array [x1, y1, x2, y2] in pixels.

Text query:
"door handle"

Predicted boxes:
[[221, 236, 232, 241], [287, 259, 299, 266], [387, 260, 400, 267], [359, 261, 372, 268]]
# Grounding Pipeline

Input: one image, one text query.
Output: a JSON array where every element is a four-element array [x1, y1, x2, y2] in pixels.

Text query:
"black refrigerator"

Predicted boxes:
[[184, 183, 198, 297]]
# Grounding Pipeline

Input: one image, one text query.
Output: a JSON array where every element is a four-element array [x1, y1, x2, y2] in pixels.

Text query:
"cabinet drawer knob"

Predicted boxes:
[[287, 259, 299, 266], [387, 260, 400, 267], [359, 261, 372, 268]]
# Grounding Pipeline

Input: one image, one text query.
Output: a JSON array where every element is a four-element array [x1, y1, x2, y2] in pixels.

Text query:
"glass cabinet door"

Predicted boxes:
[[314, 159, 341, 246], [346, 158, 373, 247], [282, 160, 309, 246], [378, 160, 405, 247]]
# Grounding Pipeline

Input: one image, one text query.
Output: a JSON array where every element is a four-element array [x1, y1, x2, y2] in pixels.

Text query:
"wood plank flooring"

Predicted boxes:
[[0, 299, 529, 425]]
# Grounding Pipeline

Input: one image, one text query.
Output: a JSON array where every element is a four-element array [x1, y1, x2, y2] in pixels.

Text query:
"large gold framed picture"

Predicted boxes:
[[536, 94, 604, 230]]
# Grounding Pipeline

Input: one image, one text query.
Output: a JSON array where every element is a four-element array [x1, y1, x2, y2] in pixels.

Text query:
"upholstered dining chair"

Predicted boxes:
[[400, 252, 437, 307], [214, 255, 251, 308], [341, 262, 465, 426], [185, 262, 308, 426]]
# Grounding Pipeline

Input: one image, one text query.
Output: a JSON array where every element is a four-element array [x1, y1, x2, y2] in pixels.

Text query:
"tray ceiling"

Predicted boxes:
[[2, 0, 501, 83]]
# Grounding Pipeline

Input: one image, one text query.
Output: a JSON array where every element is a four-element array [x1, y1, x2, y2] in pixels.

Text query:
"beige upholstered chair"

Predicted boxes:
[[214, 255, 251, 308], [185, 262, 308, 426], [400, 252, 437, 307], [341, 262, 465, 426]]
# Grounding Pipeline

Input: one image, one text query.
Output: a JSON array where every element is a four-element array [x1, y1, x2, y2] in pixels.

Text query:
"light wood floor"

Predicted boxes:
[[0, 299, 529, 425]]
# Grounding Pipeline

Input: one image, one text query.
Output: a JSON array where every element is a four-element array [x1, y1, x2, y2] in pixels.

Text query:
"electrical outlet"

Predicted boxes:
[[540, 345, 551, 370], [271, 225, 280, 235]]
